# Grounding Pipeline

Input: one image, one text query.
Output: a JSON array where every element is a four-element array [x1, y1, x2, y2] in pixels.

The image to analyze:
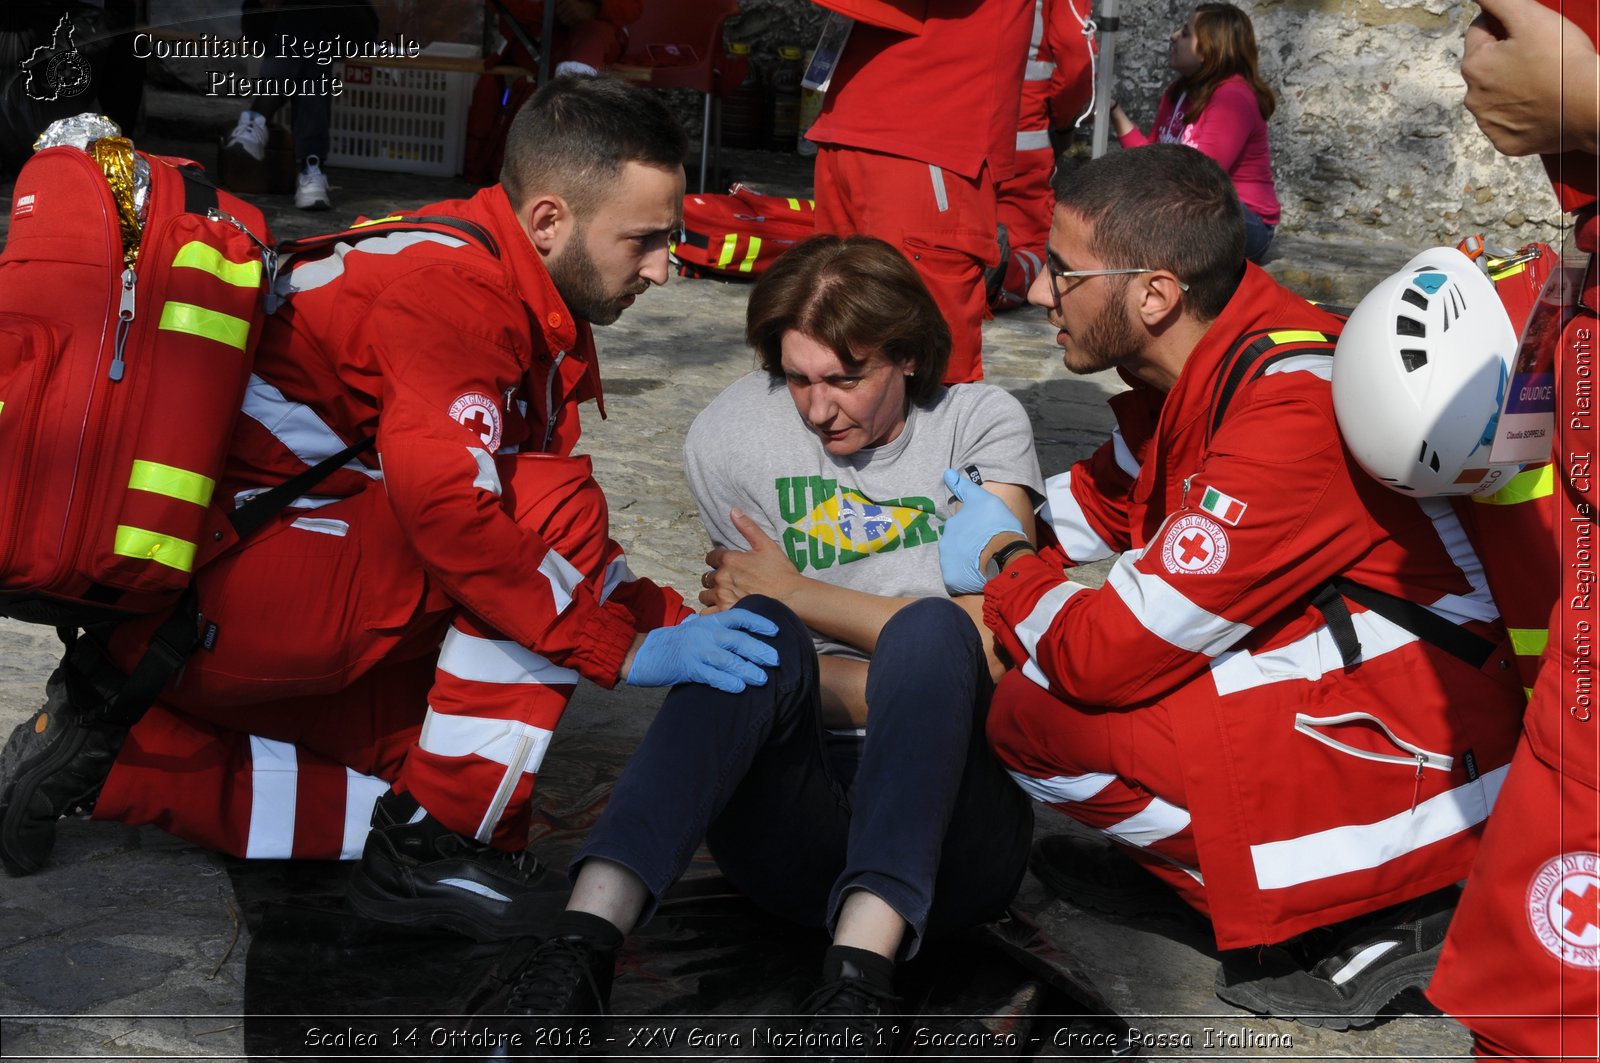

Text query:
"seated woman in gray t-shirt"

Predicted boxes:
[[483, 235, 1045, 1042]]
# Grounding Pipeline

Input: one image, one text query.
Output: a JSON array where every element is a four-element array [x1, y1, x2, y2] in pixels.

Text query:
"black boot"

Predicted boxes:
[[0, 638, 130, 876], [346, 789, 560, 941]]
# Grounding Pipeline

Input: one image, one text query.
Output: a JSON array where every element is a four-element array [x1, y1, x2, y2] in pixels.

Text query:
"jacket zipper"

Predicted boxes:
[[542, 350, 567, 452], [108, 267, 135, 381]]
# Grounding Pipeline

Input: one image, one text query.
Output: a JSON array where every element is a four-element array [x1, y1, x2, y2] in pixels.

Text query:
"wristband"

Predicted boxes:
[[984, 539, 1038, 579]]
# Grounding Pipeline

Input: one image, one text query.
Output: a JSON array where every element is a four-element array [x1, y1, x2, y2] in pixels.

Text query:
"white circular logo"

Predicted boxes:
[[1161, 513, 1229, 575], [1526, 851, 1600, 969], [448, 392, 502, 451]]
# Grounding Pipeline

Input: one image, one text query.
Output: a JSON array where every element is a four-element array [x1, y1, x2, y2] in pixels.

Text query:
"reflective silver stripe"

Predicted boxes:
[[436, 629, 580, 686], [241, 374, 381, 479], [341, 771, 391, 860], [1108, 549, 1253, 656], [1209, 607, 1419, 697], [276, 230, 469, 297], [1260, 354, 1333, 381], [1030, 0, 1046, 50], [477, 732, 534, 843], [233, 488, 343, 510], [929, 165, 949, 213], [1111, 427, 1141, 479], [1103, 798, 1192, 847], [600, 555, 636, 604], [1024, 58, 1056, 81], [1006, 769, 1115, 804], [1015, 128, 1053, 151], [1420, 497, 1499, 624], [538, 549, 585, 615], [1249, 763, 1509, 890], [468, 446, 501, 497], [1015, 580, 1088, 663], [417, 708, 555, 770], [1022, 658, 1051, 688], [245, 736, 298, 859], [289, 516, 349, 537], [1040, 469, 1116, 563], [1332, 942, 1400, 986]]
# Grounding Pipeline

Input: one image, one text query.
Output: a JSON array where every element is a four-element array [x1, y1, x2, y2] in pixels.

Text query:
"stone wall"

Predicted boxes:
[[728, 0, 1562, 250]]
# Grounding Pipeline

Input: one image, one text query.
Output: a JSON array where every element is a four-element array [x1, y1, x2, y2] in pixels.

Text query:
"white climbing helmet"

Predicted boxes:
[[1332, 246, 1522, 497]]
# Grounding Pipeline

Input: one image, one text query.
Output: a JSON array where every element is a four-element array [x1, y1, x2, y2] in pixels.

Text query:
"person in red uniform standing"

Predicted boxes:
[[0, 76, 780, 944], [990, 0, 1097, 312], [804, 0, 1033, 384], [1426, 0, 1600, 1056], [936, 143, 1529, 1028]]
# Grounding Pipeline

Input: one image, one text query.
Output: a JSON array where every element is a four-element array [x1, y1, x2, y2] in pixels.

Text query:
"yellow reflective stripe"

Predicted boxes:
[[1509, 627, 1550, 657], [128, 459, 214, 507], [1490, 261, 1528, 281], [351, 214, 404, 227], [716, 233, 739, 269], [1525, 686, 1536, 699], [1474, 463, 1555, 505], [1267, 329, 1328, 344], [787, 197, 801, 211], [158, 301, 251, 351], [170, 241, 262, 288], [738, 235, 763, 273], [113, 526, 197, 572]]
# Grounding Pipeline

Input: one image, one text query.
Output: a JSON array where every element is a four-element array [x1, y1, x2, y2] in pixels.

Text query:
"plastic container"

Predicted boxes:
[[326, 42, 477, 176], [766, 45, 803, 152], [720, 42, 765, 150], [796, 47, 823, 157]]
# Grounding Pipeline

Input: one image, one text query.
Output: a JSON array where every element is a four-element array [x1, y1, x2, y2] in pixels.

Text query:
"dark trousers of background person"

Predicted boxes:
[[1242, 204, 1275, 264], [249, 54, 330, 162], [573, 595, 1034, 958]]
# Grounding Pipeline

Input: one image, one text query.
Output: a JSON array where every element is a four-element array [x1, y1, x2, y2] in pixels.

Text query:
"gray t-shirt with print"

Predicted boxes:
[[683, 371, 1044, 659]]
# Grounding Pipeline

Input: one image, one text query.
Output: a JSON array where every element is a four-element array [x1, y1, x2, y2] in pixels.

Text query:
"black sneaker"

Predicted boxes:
[[1213, 886, 1459, 1030], [983, 222, 1012, 308], [1030, 834, 1197, 920], [0, 664, 127, 876], [791, 968, 900, 1061], [469, 932, 616, 1059], [345, 790, 560, 941]]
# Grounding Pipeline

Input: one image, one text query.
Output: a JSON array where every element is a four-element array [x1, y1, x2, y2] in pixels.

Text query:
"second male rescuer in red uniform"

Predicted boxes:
[[0, 77, 780, 943], [805, 0, 1033, 384]]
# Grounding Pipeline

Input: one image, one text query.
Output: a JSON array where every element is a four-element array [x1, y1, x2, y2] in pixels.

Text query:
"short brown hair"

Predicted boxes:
[[1053, 144, 1244, 321], [745, 235, 950, 405], [499, 75, 687, 218]]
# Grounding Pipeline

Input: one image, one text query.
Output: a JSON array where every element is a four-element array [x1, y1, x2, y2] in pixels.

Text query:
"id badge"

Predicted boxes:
[[803, 12, 855, 93], [1488, 239, 1588, 466]]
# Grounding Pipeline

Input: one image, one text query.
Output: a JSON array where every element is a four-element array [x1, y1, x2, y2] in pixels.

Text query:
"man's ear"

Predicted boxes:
[[521, 193, 570, 257], [1134, 271, 1187, 328]]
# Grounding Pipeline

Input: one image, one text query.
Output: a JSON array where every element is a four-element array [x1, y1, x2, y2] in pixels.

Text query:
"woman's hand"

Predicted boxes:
[[1110, 101, 1137, 138], [699, 508, 807, 611]]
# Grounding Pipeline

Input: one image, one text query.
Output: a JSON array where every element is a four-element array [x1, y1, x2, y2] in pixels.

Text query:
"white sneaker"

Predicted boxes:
[[224, 109, 268, 162], [294, 156, 331, 211]]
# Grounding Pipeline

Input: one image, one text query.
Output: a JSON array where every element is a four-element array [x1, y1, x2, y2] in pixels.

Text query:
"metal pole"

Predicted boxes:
[[538, 1, 555, 86], [1090, 0, 1119, 158]]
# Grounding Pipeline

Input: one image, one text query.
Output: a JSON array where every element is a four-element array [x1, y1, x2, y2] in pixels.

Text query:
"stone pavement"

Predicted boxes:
[[0, 88, 1467, 1060]]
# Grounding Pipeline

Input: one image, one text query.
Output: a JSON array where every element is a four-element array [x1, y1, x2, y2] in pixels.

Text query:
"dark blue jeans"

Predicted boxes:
[[573, 596, 1033, 958], [251, 54, 331, 163], [1243, 204, 1276, 264]]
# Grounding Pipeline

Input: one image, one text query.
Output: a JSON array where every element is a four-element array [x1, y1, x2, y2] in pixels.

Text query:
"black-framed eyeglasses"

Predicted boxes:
[[1046, 264, 1190, 306]]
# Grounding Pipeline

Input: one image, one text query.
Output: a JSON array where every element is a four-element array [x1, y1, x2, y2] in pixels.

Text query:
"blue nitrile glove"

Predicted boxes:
[[624, 609, 781, 693], [939, 468, 1026, 596]]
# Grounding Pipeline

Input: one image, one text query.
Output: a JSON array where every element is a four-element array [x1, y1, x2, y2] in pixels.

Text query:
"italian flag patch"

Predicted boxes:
[[1198, 486, 1247, 526]]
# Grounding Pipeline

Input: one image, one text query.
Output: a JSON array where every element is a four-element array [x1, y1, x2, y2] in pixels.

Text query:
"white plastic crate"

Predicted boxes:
[[327, 42, 477, 177]]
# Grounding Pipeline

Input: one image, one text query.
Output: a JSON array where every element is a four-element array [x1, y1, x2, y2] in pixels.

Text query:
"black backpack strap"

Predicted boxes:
[[277, 214, 501, 260], [1206, 327, 1338, 446], [176, 164, 221, 216], [227, 436, 375, 540], [1326, 577, 1498, 670], [1310, 583, 1363, 670]]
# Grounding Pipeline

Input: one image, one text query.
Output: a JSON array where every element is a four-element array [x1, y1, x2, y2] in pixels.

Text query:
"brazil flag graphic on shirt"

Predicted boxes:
[[773, 475, 938, 572]]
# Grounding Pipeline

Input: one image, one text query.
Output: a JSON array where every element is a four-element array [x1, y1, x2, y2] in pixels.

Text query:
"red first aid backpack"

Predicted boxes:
[[671, 184, 816, 279], [0, 146, 273, 626]]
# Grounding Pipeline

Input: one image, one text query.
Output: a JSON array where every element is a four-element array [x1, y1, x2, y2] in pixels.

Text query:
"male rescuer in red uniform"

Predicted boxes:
[[804, 0, 1033, 384], [0, 76, 780, 943], [937, 143, 1529, 1029], [1427, 0, 1600, 1055]]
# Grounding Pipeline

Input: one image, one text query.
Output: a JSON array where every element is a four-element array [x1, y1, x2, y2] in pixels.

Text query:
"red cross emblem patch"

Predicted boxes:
[[449, 392, 503, 452], [1160, 513, 1229, 575], [1527, 852, 1600, 969]]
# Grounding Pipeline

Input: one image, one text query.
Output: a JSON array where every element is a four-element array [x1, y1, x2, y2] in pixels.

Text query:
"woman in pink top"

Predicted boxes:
[[1111, 3, 1280, 262]]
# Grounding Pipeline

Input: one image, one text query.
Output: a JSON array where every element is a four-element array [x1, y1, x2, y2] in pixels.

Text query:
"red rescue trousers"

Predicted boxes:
[[813, 145, 999, 385], [95, 454, 636, 859]]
